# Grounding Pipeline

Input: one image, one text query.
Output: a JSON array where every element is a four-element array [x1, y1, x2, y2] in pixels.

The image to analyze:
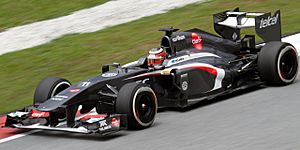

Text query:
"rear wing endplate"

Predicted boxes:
[[213, 8, 281, 42]]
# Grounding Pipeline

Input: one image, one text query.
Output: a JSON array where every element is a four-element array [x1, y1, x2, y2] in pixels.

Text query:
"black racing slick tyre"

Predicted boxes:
[[258, 41, 298, 86], [116, 83, 158, 130], [33, 77, 71, 105]]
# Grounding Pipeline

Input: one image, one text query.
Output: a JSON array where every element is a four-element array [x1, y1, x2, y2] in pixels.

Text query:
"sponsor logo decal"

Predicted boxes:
[[181, 81, 188, 91], [56, 95, 68, 98], [111, 118, 120, 127], [191, 33, 202, 50], [259, 13, 278, 29], [51, 97, 63, 101], [99, 125, 112, 131], [31, 112, 48, 117], [102, 72, 118, 78], [30, 110, 49, 118], [51, 95, 68, 101], [172, 35, 186, 42], [99, 120, 107, 127], [70, 88, 80, 92], [232, 32, 238, 40], [99, 120, 112, 131], [166, 53, 221, 67], [171, 57, 184, 64]]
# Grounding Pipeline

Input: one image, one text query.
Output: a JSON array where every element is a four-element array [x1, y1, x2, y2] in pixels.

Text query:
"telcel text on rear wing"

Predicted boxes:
[[213, 8, 281, 43]]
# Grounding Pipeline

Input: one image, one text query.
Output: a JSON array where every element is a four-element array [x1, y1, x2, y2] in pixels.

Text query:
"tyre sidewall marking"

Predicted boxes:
[[277, 45, 298, 83], [50, 81, 71, 97], [132, 86, 157, 127]]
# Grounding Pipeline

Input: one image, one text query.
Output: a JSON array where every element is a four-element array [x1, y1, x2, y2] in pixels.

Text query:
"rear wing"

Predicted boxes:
[[213, 8, 281, 42]]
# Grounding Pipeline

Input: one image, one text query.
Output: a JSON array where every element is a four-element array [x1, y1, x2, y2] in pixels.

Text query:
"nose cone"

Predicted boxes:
[[37, 96, 68, 111]]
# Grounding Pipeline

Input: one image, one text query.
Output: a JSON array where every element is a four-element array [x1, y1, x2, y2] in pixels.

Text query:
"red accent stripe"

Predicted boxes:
[[0, 116, 6, 127], [146, 73, 161, 76], [0, 116, 24, 139], [182, 66, 218, 76], [0, 128, 26, 139], [79, 114, 106, 121], [76, 110, 81, 117]]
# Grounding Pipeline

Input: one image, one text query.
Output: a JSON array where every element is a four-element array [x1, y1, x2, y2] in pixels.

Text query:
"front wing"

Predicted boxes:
[[4, 108, 127, 135]]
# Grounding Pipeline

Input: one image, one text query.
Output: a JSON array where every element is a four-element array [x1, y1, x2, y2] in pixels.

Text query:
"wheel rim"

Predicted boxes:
[[132, 87, 157, 127], [51, 81, 71, 97], [277, 46, 298, 83], [135, 92, 155, 123]]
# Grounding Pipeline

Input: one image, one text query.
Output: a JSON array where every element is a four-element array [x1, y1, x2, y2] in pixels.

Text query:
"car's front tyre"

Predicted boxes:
[[116, 83, 158, 129], [33, 77, 71, 126], [34, 77, 71, 105]]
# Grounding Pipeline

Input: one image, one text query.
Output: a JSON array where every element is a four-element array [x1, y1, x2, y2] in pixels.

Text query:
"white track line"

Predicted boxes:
[[282, 33, 300, 55], [0, 130, 41, 144], [0, 0, 205, 55]]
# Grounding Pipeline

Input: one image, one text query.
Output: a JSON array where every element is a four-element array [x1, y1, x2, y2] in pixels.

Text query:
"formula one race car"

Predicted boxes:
[[5, 9, 298, 135]]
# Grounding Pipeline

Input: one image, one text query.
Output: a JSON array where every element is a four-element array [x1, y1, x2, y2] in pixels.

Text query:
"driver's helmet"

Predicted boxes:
[[147, 47, 167, 66]]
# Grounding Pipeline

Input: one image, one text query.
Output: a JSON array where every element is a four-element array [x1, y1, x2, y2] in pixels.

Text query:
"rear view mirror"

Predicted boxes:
[[102, 64, 109, 73]]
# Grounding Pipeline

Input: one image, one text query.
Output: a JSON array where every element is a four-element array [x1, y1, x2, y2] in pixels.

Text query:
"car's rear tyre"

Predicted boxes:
[[258, 41, 298, 86], [116, 83, 158, 129], [34, 77, 71, 104]]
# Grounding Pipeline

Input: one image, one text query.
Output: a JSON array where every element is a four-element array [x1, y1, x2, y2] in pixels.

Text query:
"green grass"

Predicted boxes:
[[0, 0, 108, 31], [1, 0, 300, 114]]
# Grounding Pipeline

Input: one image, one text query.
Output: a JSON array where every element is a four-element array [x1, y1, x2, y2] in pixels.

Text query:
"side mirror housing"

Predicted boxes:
[[102, 64, 109, 73]]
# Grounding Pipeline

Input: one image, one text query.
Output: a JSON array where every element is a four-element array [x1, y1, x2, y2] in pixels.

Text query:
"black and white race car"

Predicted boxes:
[[5, 9, 298, 135]]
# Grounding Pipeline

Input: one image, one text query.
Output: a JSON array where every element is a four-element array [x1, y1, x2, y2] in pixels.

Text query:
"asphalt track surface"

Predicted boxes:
[[0, 68, 300, 150], [1, 34, 300, 150]]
